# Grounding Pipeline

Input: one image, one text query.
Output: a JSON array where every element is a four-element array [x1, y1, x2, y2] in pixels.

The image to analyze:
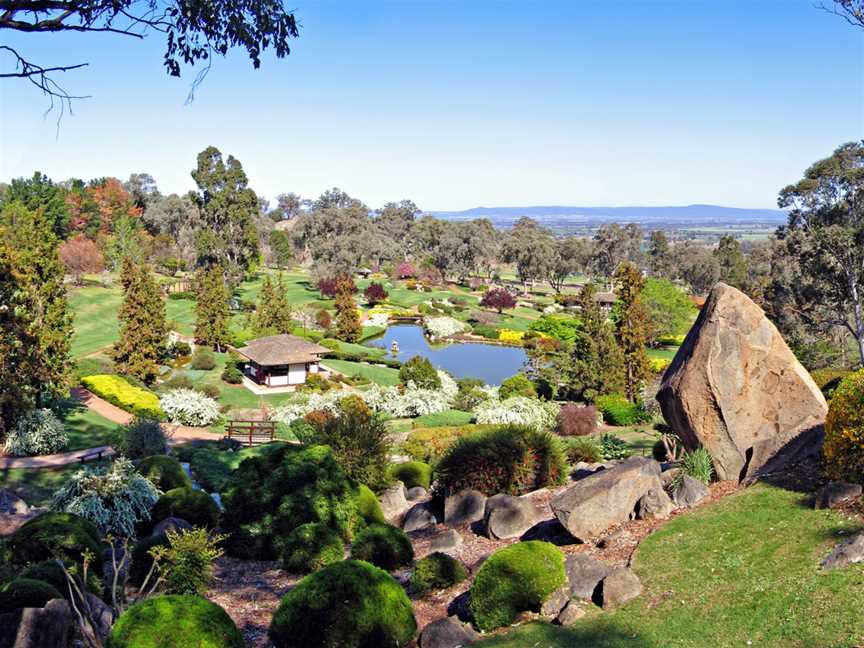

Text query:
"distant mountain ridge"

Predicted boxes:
[[428, 204, 786, 225]]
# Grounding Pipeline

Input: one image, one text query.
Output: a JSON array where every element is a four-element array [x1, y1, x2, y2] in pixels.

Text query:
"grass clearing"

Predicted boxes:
[[322, 359, 400, 386], [62, 405, 121, 452], [1, 459, 111, 507], [478, 484, 864, 648], [413, 409, 474, 428]]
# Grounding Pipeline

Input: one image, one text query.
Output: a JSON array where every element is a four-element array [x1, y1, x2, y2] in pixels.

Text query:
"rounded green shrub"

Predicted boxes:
[[469, 541, 566, 631], [0, 578, 63, 613], [268, 560, 416, 648], [410, 552, 467, 595], [349, 524, 414, 571], [282, 523, 345, 574], [150, 487, 220, 529], [190, 348, 216, 371], [823, 369, 864, 482], [399, 355, 441, 390], [435, 425, 567, 497], [594, 394, 649, 426], [19, 560, 102, 599], [499, 373, 537, 400], [115, 417, 167, 460], [563, 436, 602, 464], [388, 461, 432, 490], [137, 455, 191, 491], [355, 484, 386, 526], [129, 534, 171, 587], [8, 512, 102, 572], [222, 445, 364, 560], [107, 594, 243, 648]]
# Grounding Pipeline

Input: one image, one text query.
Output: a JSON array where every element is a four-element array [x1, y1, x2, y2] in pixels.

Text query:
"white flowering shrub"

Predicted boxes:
[[423, 316, 467, 338], [365, 312, 391, 327], [437, 370, 458, 399], [51, 457, 161, 537], [269, 390, 354, 425], [4, 408, 68, 457], [160, 389, 220, 426], [474, 396, 557, 430]]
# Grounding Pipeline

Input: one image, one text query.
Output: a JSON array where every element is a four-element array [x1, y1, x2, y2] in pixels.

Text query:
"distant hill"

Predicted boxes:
[[427, 204, 787, 228]]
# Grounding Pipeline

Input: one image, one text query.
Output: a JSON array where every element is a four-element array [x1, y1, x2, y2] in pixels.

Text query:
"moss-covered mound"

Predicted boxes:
[[410, 552, 467, 595], [356, 484, 386, 525], [222, 444, 373, 560], [19, 560, 102, 599], [7, 512, 103, 572], [137, 455, 191, 491], [349, 523, 414, 571], [107, 595, 243, 648], [0, 578, 63, 613], [282, 523, 345, 574], [150, 487, 219, 529], [268, 560, 417, 648], [469, 541, 566, 631], [388, 461, 432, 490]]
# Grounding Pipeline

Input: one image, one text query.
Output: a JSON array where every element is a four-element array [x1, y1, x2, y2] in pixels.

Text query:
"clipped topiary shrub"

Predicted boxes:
[[3, 408, 68, 457], [137, 455, 191, 491], [824, 370, 864, 482], [410, 552, 467, 595], [8, 512, 103, 572], [388, 461, 432, 490], [115, 417, 167, 460], [356, 484, 386, 526], [150, 487, 220, 530], [349, 524, 414, 571], [268, 560, 417, 648], [221, 445, 365, 560], [0, 578, 63, 614], [81, 374, 163, 419], [469, 541, 566, 631], [282, 523, 345, 574], [556, 403, 597, 437], [499, 373, 537, 400], [435, 425, 567, 497], [107, 594, 243, 648]]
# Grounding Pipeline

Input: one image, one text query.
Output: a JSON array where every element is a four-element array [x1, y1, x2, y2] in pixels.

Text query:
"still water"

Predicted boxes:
[[367, 324, 528, 385]]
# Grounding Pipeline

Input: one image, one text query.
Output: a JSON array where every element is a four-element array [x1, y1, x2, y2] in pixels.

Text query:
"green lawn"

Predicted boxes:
[[646, 346, 680, 361], [412, 409, 474, 428], [1, 460, 111, 507], [478, 484, 864, 648], [322, 359, 401, 386], [62, 404, 121, 451]]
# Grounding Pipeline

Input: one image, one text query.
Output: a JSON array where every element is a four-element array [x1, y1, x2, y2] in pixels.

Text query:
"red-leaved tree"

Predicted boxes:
[[364, 282, 388, 305], [481, 288, 517, 314], [318, 274, 356, 298], [59, 234, 105, 285]]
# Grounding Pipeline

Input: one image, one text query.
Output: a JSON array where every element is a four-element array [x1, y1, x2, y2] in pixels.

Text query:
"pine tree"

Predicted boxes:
[[254, 274, 293, 335], [0, 202, 73, 430], [613, 262, 651, 402], [271, 274, 293, 333], [569, 283, 625, 400], [195, 265, 231, 350], [334, 277, 361, 342], [112, 258, 167, 383]]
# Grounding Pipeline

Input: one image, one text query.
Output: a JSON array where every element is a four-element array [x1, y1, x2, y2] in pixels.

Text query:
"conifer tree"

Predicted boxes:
[[613, 262, 652, 402], [254, 275, 293, 335], [195, 265, 231, 350], [0, 202, 72, 431], [334, 276, 361, 342], [112, 258, 167, 383], [569, 282, 625, 400]]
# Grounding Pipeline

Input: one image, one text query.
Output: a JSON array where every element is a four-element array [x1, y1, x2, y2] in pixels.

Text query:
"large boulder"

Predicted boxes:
[[564, 553, 610, 600], [597, 567, 642, 608], [814, 482, 863, 510], [419, 617, 478, 648], [444, 489, 486, 526], [403, 504, 438, 533], [379, 481, 410, 520], [0, 599, 73, 648], [671, 476, 709, 509], [483, 494, 536, 540], [0, 490, 29, 516], [657, 283, 828, 482], [550, 457, 663, 541], [821, 531, 864, 570]]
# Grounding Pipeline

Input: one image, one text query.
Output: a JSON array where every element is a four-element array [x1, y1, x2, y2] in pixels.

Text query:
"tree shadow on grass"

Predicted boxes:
[[475, 621, 662, 648]]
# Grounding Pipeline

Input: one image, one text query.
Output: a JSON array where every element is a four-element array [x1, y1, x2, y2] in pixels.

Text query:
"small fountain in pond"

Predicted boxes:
[[390, 340, 400, 356]]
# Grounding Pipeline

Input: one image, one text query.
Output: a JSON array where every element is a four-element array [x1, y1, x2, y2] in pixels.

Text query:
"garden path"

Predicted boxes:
[[0, 388, 219, 470]]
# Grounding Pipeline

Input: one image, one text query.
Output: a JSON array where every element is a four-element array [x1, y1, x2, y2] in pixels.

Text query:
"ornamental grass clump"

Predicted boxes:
[[434, 425, 567, 497], [268, 560, 417, 648], [3, 408, 68, 457], [824, 370, 864, 482], [159, 388, 220, 426], [469, 541, 566, 631], [51, 457, 161, 537], [674, 447, 714, 487]]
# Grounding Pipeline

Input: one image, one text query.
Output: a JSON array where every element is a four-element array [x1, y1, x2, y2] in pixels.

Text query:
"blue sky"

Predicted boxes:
[[1, 0, 862, 210]]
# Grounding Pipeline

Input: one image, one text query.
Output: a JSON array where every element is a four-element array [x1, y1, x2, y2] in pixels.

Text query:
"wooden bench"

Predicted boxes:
[[79, 449, 106, 464], [226, 420, 276, 447]]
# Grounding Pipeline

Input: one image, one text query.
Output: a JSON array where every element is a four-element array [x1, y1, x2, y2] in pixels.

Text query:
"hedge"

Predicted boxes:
[[268, 560, 416, 648], [81, 374, 163, 419], [108, 595, 243, 648]]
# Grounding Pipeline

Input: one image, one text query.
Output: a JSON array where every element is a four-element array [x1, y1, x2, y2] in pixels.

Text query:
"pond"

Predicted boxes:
[[366, 324, 528, 385]]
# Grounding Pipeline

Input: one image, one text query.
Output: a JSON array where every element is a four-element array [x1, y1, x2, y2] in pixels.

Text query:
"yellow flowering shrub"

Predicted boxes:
[[81, 374, 164, 419], [648, 358, 672, 374], [497, 329, 525, 344], [823, 370, 864, 482]]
